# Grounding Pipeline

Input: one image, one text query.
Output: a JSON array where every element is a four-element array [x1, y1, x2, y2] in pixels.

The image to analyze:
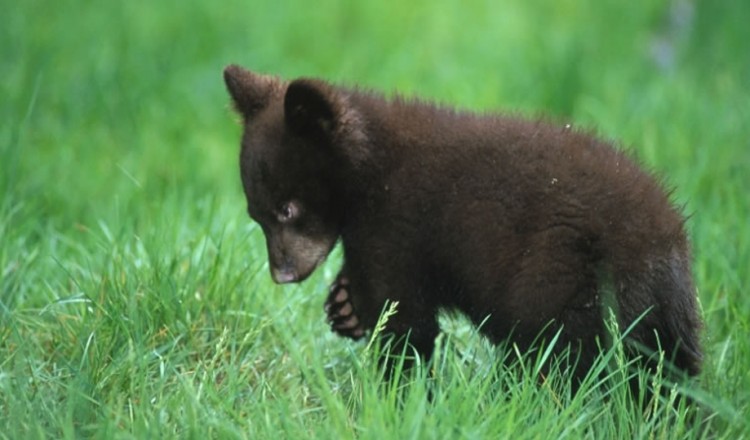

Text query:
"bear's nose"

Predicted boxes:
[[271, 267, 298, 284]]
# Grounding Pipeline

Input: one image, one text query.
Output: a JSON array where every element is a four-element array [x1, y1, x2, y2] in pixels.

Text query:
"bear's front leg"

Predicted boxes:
[[325, 273, 365, 340]]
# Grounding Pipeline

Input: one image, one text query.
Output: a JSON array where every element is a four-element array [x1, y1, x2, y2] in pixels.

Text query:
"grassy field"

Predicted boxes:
[[2, 0, 749, 438]]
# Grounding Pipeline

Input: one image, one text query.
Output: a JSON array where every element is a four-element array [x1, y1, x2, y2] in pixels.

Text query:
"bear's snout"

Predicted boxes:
[[271, 266, 298, 284]]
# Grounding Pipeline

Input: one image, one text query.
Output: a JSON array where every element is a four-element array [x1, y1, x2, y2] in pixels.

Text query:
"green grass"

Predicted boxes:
[[2, 0, 749, 438]]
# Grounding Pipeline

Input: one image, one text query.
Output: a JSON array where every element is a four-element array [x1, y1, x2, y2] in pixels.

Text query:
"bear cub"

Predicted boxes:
[[223, 65, 702, 381]]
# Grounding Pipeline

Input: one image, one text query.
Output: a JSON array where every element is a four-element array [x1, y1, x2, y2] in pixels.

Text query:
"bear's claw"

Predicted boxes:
[[325, 277, 365, 340]]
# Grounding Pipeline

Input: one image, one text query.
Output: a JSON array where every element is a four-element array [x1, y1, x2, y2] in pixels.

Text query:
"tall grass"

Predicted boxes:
[[2, 0, 748, 438]]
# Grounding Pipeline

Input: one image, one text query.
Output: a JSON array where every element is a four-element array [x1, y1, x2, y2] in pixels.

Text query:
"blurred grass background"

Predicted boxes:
[[1, 0, 749, 438]]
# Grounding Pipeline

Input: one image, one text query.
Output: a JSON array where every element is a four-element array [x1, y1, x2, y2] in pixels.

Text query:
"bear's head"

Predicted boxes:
[[223, 65, 368, 284]]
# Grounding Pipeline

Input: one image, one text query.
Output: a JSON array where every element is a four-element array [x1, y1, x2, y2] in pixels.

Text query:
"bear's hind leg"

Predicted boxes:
[[496, 226, 603, 383]]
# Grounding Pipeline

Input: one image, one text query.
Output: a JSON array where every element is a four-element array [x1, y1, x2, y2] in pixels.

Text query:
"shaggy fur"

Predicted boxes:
[[223, 65, 702, 381]]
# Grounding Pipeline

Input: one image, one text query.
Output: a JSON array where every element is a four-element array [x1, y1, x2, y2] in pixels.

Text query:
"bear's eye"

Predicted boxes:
[[277, 201, 300, 223]]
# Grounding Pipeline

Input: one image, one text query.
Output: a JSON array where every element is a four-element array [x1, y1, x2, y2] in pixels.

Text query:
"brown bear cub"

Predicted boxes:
[[223, 65, 702, 383]]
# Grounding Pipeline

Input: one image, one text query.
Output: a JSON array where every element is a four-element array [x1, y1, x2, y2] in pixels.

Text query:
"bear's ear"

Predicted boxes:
[[284, 79, 341, 138], [285, 78, 370, 168], [223, 65, 280, 119]]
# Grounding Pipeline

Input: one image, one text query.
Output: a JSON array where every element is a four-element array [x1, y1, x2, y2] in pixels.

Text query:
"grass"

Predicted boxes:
[[2, 0, 749, 437]]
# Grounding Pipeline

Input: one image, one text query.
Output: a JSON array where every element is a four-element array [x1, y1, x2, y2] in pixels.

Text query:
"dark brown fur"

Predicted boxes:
[[223, 65, 702, 382]]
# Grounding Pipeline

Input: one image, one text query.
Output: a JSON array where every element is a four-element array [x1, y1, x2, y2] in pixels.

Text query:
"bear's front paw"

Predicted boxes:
[[324, 277, 365, 340]]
